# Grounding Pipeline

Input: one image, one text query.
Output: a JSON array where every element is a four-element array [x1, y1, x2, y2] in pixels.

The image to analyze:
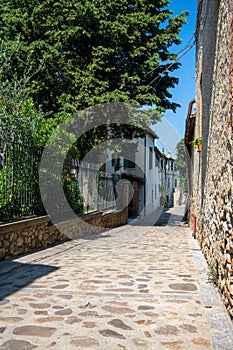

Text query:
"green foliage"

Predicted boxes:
[[0, 41, 88, 223], [62, 172, 85, 215], [0, 138, 43, 222], [160, 195, 166, 206], [175, 138, 188, 192], [0, 1, 190, 222], [193, 137, 202, 148], [0, 41, 42, 141], [0, 0, 189, 117], [208, 267, 220, 287], [0, 40, 72, 148]]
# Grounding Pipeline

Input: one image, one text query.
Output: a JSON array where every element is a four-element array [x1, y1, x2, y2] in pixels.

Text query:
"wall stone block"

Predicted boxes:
[[0, 209, 127, 261]]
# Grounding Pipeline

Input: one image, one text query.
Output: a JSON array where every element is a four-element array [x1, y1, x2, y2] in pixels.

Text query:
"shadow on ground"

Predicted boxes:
[[154, 209, 184, 227], [0, 260, 58, 300], [80, 234, 112, 241]]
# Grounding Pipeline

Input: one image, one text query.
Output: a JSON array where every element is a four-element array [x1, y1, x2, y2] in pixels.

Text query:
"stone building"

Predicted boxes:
[[185, 0, 233, 316]]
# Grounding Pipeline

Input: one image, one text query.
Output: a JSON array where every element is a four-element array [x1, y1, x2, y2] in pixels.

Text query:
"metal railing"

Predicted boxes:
[[0, 134, 44, 223], [0, 136, 120, 223], [73, 161, 120, 212]]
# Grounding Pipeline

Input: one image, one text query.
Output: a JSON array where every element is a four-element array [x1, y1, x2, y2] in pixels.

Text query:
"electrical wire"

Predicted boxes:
[[144, 34, 195, 78], [144, 34, 196, 87], [147, 40, 195, 86]]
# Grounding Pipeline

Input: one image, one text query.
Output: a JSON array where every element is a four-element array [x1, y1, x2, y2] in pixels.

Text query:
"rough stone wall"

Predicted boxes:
[[0, 216, 65, 260], [194, 0, 233, 316], [0, 209, 127, 261], [101, 210, 128, 228], [189, 0, 204, 238]]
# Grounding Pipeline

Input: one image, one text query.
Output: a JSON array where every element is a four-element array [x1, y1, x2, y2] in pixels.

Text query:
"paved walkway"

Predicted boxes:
[[0, 206, 233, 350]]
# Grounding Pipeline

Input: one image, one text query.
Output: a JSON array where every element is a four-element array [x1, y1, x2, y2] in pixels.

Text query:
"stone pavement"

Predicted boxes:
[[0, 206, 233, 350]]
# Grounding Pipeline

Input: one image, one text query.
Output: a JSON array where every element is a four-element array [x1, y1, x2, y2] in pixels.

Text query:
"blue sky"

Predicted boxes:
[[165, 0, 197, 136], [153, 0, 197, 155]]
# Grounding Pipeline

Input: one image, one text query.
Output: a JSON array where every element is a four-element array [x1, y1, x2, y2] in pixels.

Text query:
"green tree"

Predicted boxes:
[[175, 138, 188, 192], [0, 0, 188, 118], [0, 40, 72, 148], [0, 40, 44, 142]]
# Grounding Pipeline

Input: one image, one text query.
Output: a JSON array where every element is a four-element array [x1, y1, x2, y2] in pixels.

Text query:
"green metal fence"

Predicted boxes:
[[0, 133, 44, 223], [0, 135, 119, 223]]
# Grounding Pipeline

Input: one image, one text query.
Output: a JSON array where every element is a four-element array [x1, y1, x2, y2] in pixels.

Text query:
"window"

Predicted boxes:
[[124, 159, 135, 168], [149, 147, 153, 169], [111, 153, 117, 167], [112, 156, 121, 169], [155, 154, 159, 167]]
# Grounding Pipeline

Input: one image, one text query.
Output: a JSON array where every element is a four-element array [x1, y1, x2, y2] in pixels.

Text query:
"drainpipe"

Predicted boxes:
[[193, 215, 197, 239], [144, 132, 146, 216]]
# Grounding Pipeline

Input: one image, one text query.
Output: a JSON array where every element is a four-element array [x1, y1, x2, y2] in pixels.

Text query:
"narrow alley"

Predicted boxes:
[[0, 206, 233, 350]]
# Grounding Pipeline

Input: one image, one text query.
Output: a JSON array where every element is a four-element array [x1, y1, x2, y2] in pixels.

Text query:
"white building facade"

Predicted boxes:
[[105, 130, 178, 218]]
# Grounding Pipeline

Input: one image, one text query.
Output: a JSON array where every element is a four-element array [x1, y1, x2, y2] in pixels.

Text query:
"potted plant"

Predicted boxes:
[[193, 137, 202, 152]]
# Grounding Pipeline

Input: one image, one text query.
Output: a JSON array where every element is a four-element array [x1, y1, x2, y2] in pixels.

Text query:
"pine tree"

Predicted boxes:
[[0, 0, 188, 119]]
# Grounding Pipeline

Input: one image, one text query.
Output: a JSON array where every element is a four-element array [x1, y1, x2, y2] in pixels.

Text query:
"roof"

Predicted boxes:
[[147, 128, 159, 140], [154, 146, 164, 158]]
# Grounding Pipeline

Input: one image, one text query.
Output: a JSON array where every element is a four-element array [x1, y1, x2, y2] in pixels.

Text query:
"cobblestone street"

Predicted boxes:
[[0, 206, 233, 350]]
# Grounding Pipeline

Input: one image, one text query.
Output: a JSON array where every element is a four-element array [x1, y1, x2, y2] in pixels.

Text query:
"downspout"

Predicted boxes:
[[144, 132, 146, 216], [193, 215, 197, 239]]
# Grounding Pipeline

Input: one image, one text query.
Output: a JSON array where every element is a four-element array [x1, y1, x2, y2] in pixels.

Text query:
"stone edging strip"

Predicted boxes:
[[189, 228, 233, 349]]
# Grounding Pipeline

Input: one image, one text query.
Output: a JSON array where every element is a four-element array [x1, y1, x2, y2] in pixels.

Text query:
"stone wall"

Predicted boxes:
[[191, 0, 233, 316], [0, 209, 127, 261]]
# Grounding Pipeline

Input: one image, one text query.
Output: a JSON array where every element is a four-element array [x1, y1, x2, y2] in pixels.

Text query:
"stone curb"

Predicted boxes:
[[190, 228, 233, 349]]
